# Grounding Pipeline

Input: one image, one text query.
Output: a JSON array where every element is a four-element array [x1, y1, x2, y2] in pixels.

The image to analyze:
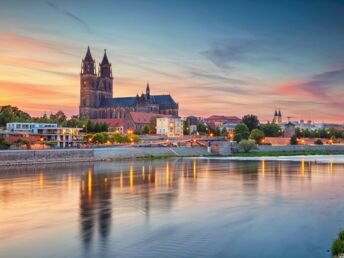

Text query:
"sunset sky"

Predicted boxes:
[[0, 0, 343, 122]]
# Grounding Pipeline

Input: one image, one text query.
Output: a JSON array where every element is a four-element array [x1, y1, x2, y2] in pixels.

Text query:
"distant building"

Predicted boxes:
[[79, 47, 178, 120], [185, 116, 199, 134], [222, 122, 240, 134], [283, 122, 296, 137], [157, 117, 183, 137], [6, 122, 82, 148], [205, 115, 241, 129], [272, 110, 282, 124]]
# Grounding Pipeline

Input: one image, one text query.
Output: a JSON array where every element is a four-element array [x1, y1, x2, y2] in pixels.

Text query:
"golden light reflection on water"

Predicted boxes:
[[87, 168, 92, 200], [166, 162, 170, 187], [261, 160, 265, 178], [130, 165, 134, 190], [39, 173, 44, 187], [301, 159, 305, 177], [193, 160, 197, 179]]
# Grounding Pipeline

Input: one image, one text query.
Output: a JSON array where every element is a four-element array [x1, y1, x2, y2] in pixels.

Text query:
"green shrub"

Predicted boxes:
[[249, 129, 265, 144], [339, 230, 344, 241], [15, 138, 30, 146], [46, 142, 57, 148], [332, 239, 344, 256], [0, 136, 10, 149], [239, 139, 258, 153], [92, 133, 109, 144], [290, 135, 298, 145], [314, 139, 323, 145]]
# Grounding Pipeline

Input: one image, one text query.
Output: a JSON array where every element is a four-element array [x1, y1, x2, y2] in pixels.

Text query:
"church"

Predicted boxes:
[[79, 47, 179, 120]]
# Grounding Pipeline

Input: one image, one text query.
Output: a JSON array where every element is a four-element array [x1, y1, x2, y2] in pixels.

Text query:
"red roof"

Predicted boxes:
[[205, 115, 241, 123], [129, 112, 171, 124], [91, 119, 124, 127]]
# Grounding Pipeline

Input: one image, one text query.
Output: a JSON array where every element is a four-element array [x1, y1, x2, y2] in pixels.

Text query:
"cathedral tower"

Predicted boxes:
[[79, 48, 113, 119], [80, 46, 97, 119]]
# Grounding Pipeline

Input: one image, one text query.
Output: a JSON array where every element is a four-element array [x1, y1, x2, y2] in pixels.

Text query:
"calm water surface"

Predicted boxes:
[[0, 158, 344, 258]]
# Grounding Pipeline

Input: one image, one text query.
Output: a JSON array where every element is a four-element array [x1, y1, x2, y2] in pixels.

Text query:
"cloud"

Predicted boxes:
[[45, 1, 91, 33], [201, 38, 273, 69], [189, 71, 247, 85], [272, 68, 344, 99]]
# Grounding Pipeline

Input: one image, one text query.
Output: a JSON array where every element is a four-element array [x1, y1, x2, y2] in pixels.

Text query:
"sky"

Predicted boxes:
[[0, 0, 343, 122]]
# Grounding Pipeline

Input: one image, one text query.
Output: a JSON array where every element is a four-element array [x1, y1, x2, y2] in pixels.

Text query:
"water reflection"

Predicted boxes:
[[0, 159, 344, 258]]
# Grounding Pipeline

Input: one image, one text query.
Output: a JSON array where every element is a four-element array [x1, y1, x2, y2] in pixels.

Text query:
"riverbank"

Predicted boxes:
[[1, 145, 344, 166], [233, 150, 344, 157]]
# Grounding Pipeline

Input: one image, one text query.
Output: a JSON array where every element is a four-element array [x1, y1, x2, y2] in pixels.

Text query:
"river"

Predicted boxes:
[[0, 157, 343, 258]]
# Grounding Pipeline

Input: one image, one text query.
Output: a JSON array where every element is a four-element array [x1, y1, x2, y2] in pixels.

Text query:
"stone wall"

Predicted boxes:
[[0, 147, 208, 166], [257, 145, 344, 152]]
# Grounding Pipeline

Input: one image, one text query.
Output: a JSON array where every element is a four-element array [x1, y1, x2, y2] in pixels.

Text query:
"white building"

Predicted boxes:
[[156, 117, 183, 137], [6, 122, 82, 148]]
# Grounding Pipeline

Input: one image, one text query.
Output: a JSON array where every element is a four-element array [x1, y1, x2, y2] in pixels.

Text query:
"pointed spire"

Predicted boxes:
[[84, 46, 93, 61], [101, 49, 110, 65], [274, 110, 277, 116], [278, 110, 282, 117]]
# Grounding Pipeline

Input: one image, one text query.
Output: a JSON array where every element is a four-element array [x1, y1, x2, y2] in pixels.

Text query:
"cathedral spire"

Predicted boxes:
[[81, 46, 95, 74], [99, 49, 112, 78], [146, 81, 150, 98]]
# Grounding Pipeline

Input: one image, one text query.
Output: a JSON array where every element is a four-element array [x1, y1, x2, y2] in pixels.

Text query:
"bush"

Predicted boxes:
[[332, 239, 344, 256], [239, 140, 258, 153], [290, 135, 298, 145], [46, 142, 57, 148], [15, 139, 31, 149], [249, 129, 265, 144], [314, 139, 323, 145], [92, 133, 109, 144], [0, 136, 10, 149]]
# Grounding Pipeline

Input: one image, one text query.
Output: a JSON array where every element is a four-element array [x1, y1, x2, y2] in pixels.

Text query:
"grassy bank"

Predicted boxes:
[[232, 150, 344, 157]]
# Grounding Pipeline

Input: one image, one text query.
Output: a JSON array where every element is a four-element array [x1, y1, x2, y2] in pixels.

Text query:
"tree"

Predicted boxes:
[[260, 123, 281, 137], [241, 114, 260, 131], [183, 120, 189, 135], [50, 110, 67, 124], [100, 122, 108, 132], [214, 126, 221, 136], [221, 127, 228, 137], [233, 123, 249, 142], [249, 129, 265, 144], [196, 122, 207, 134], [0, 105, 31, 127], [0, 136, 10, 149], [239, 140, 258, 153], [140, 125, 150, 135]]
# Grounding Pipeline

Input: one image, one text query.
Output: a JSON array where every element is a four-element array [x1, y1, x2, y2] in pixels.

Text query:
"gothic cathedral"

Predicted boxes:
[[79, 47, 178, 119]]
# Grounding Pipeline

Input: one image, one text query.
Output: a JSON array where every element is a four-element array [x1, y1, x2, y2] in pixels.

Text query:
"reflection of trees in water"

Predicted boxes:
[[80, 165, 112, 252]]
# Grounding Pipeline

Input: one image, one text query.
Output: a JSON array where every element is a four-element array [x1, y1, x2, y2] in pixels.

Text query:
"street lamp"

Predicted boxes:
[[40, 137, 45, 149]]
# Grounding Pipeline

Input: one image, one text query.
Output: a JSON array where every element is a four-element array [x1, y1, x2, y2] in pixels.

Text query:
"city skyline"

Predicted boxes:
[[0, 0, 343, 122]]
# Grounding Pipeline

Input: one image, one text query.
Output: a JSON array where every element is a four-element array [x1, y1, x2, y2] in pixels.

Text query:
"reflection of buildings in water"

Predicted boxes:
[[80, 165, 112, 251]]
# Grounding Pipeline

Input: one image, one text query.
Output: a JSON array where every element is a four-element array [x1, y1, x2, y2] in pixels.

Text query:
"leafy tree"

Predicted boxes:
[[260, 123, 281, 137], [183, 120, 189, 135], [100, 122, 108, 132], [214, 126, 221, 136], [239, 140, 258, 153], [241, 114, 260, 131], [140, 125, 150, 135], [196, 122, 207, 134], [233, 123, 249, 142], [221, 127, 228, 137], [0, 105, 31, 127], [249, 129, 265, 144], [49, 110, 67, 124]]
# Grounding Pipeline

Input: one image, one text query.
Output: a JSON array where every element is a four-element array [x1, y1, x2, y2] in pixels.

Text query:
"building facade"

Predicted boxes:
[[79, 47, 179, 120], [6, 122, 82, 148], [156, 117, 183, 137]]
